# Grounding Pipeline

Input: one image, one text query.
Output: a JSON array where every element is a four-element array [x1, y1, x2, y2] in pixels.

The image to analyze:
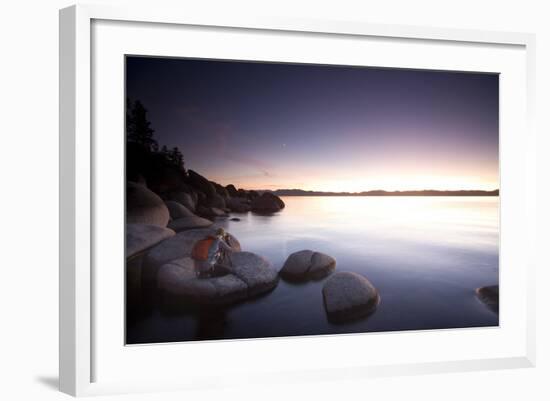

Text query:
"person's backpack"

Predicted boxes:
[[191, 237, 215, 261]]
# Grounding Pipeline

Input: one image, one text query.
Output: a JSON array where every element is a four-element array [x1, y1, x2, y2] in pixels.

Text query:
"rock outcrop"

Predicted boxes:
[[127, 181, 170, 227], [226, 197, 251, 213], [251, 192, 285, 213]]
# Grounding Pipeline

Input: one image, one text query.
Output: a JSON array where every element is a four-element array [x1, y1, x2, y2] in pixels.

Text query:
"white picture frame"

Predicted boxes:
[[59, 3, 536, 397]]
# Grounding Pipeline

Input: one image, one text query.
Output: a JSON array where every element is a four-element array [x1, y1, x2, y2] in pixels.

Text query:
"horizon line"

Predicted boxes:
[[251, 188, 500, 194]]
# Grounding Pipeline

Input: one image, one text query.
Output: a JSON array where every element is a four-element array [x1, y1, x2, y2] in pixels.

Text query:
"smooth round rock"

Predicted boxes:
[[167, 216, 213, 232], [197, 206, 228, 218], [126, 223, 175, 259], [225, 184, 239, 197], [164, 191, 196, 212], [158, 251, 278, 304], [187, 170, 216, 198], [165, 200, 195, 219], [322, 272, 380, 322], [476, 285, 499, 313], [226, 197, 251, 213], [127, 181, 170, 227], [206, 193, 226, 209], [280, 250, 336, 281], [251, 192, 285, 213], [228, 252, 279, 296], [280, 250, 314, 278], [158, 257, 248, 305]]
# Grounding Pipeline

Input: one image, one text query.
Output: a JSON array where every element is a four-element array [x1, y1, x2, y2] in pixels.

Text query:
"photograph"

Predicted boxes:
[[125, 56, 500, 344]]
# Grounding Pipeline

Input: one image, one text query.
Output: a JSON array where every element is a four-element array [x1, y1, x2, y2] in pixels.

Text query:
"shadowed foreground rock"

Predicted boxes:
[[126, 224, 175, 308], [476, 285, 499, 313], [127, 181, 170, 227], [157, 252, 278, 305], [280, 250, 336, 281], [322, 272, 380, 322], [126, 224, 175, 258]]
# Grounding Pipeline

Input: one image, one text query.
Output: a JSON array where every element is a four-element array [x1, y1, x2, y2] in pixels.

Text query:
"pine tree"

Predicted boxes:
[[168, 146, 184, 170], [126, 99, 158, 152]]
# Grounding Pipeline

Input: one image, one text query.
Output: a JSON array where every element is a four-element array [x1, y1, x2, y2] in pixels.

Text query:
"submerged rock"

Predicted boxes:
[[476, 285, 499, 313], [230, 217, 241, 222], [251, 192, 285, 213], [158, 251, 278, 305], [127, 181, 170, 227], [322, 272, 380, 322], [126, 223, 175, 259], [167, 215, 213, 232], [280, 250, 336, 281]]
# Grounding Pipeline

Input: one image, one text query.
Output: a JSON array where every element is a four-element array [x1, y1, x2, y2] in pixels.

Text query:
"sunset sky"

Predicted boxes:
[[126, 57, 499, 192]]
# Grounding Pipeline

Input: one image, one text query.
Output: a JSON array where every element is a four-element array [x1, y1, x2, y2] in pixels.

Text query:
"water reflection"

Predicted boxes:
[[126, 196, 499, 344]]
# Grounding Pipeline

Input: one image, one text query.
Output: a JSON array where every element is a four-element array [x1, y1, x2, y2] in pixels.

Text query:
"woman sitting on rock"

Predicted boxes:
[[191, 228, 233, 278]]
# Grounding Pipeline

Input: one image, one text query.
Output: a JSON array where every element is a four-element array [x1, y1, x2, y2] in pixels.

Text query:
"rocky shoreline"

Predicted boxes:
[[126, 170, 498, 324], [125, 171, 386, 321]]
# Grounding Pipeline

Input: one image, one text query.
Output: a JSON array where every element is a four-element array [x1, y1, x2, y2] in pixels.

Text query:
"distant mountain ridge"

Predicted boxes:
[[266, 189, 499, 197]]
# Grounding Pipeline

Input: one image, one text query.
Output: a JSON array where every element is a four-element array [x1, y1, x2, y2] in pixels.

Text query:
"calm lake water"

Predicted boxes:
[[127, 196, 499, 344]]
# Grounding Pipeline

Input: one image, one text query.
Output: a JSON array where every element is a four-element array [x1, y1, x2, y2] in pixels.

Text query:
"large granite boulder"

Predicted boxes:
[[167, 216, 213, 232], [127, 181, 170, 227], [280, 250, 336, 281], [206, 193, 226, 209], [126, 223, 175, 259], [476, 285, 499, 313], [251, 192, 285, 213], [226, 197, 251, 213], [187, 170, 216, 198], [228, 252, 279, 296], [126, 224, 175, 308], [158, 251, 278, 305], [165, 200, 195, 219], [322, 272, 380, 322], [197, 205, 228, 218], [225, 184, 239, 197], [142, 227, 241, 287], [212, 182, 230, 199], [158, 257, 248, 305], [163, 191, 196, 212]]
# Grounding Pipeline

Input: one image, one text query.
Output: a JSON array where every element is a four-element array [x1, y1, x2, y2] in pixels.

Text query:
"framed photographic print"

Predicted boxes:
[[59, 4, 536, 397]]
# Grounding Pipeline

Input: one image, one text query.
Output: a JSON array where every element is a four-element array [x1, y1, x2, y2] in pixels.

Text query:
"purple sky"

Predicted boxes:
[[126, 57, 499, 192]]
